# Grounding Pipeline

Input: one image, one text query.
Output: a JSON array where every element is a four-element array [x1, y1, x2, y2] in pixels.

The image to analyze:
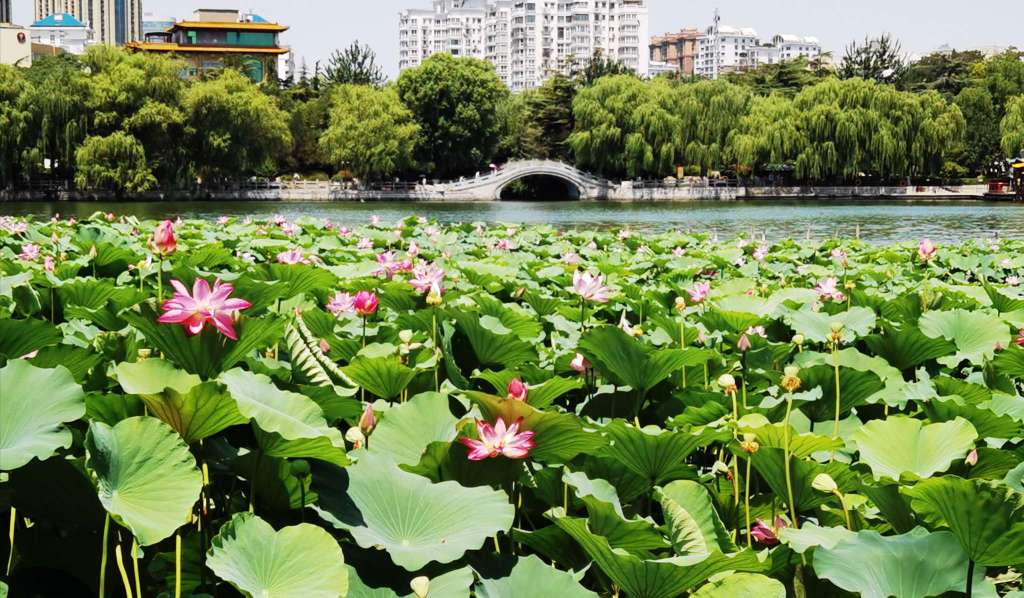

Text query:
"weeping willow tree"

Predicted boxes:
[[1002, 96, 1024, 158], [0, 66, 30, 188], [569, 75, 681, 178], [676, 80, 752, 173], [19, 55, 91, 183], [74, 132, 157, 194], [727, 94, 806, 177]]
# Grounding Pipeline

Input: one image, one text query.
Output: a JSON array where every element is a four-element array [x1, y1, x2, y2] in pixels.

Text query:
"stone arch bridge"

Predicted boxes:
[[437, 160, 612, 200]]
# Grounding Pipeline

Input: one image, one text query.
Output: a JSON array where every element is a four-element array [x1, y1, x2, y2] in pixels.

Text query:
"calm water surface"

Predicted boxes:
[[3, 200, 1023, 243]]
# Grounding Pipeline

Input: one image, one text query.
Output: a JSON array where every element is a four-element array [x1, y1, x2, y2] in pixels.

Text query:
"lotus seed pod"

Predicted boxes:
[[410, 576, 430, 598]]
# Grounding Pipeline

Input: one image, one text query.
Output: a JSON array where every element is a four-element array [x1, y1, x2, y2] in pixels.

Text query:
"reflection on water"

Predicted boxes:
[[2, 199, 1023, 243]]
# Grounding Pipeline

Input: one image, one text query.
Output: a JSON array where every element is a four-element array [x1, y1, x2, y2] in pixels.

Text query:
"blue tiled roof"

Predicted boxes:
[[249, 14, 268, 23], [32, 13, 86, 27]]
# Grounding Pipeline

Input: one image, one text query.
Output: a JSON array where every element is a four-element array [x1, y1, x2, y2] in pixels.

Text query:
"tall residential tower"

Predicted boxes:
[[0, 0, 12, 24], [399, 0, 649, 91], [34, 0, 142, 45]]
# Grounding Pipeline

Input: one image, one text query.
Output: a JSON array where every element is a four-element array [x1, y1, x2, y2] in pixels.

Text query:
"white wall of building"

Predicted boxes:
[[694, 25, 821, 79], [400, 0, 649, 91], [0, 24, 32, 66]]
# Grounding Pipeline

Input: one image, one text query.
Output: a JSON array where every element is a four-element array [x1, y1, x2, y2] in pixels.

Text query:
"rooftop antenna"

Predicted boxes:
[[712, 8, 721, 79]]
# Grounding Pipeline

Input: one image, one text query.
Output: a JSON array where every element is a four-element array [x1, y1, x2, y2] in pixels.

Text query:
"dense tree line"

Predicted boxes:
[[1, 42, 1022, 193]]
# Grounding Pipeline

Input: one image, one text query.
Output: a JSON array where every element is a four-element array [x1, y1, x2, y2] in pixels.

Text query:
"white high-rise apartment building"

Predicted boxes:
[[692, 11, 821, 79], [399, 0, 649, 92]]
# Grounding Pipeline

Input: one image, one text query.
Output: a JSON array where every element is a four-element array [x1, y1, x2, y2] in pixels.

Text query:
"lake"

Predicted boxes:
[[3, 199, 1023, 243]]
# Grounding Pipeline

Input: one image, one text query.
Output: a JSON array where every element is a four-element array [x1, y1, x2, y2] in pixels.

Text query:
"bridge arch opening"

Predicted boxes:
[[497, 174, 582, 201]]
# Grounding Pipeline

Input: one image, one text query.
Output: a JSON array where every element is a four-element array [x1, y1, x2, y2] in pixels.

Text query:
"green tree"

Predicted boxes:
[[969, 50, 1024, 114], [181, 70, 293, 182], [954, 87, 1001, 173], [901, 50, 985, 97], [527, 75, 577, 161], [19, 54, 90, 183], [494, 91, 544, 162], [323, 41, 385, 87], [1002, 96, 1024, 158], [726, 58, 823, 97], [319, 84, 419, 181], [396, 54, 507, 177], [0, 65, 30, 188], [573, 49, 636, 86], [74, 132, 156, 194], [840, 34, 907, 84]]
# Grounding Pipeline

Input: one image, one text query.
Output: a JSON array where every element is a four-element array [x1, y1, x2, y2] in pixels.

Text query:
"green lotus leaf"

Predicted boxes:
[[904, 476, 1024, 565], [207, 512, 348, 598], [578, 326, 712, 395], [450, 310, 538, 368], [1005, 462, 1024, 492], [564, 470, 668, 552], [313, 452, 514, 571], [118, 359, 246, 443], [28, 344, 103, 382], [85, 416, 202, 545], [737, 422, 842, 459], [221, 368, 345, 447], [993, 345, 1024, 379], [551, 514, 762, 598], [342, 356, 417, 400], [777, 522, 856, 554], [780, 305, 876, 344], [0, 360, 85, 471], [813, 528, 978, 598], [255, 427, 349, 467], [475, 555, 597, 598], [863, 322, 956, 370], [369, 392, 458, 466], [850, 416, 977, 481], [656, 480, 736, 556], [0, 318, 60, 359], [749, 448, 858, 512], [919, 308, 1010, 367], [599, 420, 701, 486], [344, 564, 473, 598], [463, 390, 607, 463], [691, 573, 786, 598]]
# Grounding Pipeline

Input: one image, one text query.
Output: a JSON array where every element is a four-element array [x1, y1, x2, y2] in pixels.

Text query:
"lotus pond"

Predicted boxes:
[[1, 213, 1023, 598]]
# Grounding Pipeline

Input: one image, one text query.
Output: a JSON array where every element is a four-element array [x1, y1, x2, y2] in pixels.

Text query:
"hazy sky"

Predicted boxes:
[[12, 0, 1018, 77]]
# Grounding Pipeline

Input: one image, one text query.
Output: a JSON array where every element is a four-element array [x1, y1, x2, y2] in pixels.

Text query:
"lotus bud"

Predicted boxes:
[[739, 433, 759, 454], [410, 576, 430, 598], [737, 333, 752, 352], [318, 338, 331, 354], [507, 378, 528, 402], [812, 473, 838, 493], [780, 366, 802, 392], [711, 460, 731, 478], [570, 352, 591, 373], [345, 427, 366, 449], [717, 374, 737, 395], [792, 334, 805, 346], [964, 448, 978, 466], [674, 296, 686, 312], [289, 459, 310, 480], [359, 404, 376, 434]]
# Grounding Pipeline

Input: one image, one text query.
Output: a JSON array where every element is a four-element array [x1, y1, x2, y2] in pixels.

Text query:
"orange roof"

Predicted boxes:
[[171, 21, 287, 32], [126, 41, 288, 55]]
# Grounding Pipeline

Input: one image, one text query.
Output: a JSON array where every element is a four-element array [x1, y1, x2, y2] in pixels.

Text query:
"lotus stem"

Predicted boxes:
[[783, 397, 800, 528], [731, 455, 740, 508], [131, 538, 142, 598], [115, 542, 134, 598], [832, 343, 841, 458], [99, 513, 111, 598], [432, 309, 439, 392], [966, 559, 975, 598], [678, 320, 687, 387], [299, 480, 307, 523], [563, 480, 569, 513], [492, 535, 501, 554], [6, 506, 15, 576], [175, 531, 182, 598], [156, 256, 163, 304], [744, 457, 752, 548]]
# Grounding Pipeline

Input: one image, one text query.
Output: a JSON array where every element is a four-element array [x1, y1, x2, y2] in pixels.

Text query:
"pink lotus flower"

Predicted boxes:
[[1007, 276, 1020, 286], [327, 292, 355, 315], [572, 270, 611, 303], [750, 516, 788, 546], [459, 417, 536, 461], [43, 255, 55, 272], [276, 248, 310, 265], [149, 220, 177, 255], [815, 277, 846, 302], [357, 237, 374, 250], [410, 262, 445, 295], [688, 281, 711, 304], [746, 325, 767, 338], [338, 226, 351, 237], [964, 448, 978, 466], [918, 238, 937, 262], [570, 352, 591, 373], [753, 246, 768, 261], [1016, 329, 1024, 348], [407, 241, 420, 257], [507, 378, 528, 402], [831, 248, 848, 266], [495, 239, 514, 252], [353, 291, 378, 317], [375, 251, 405, 279], [618, 229, 632, 241], [280, 222, 300, 237], [158, 278, 252, 340], [370, 215, 381, 226], [18, 243, 39, 261], [737, 334, 752, 352], [359, 404, 376, 434], [562, 251, 581, 265], [217, 216, 230, 226], [672, 247, 685, 257]]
